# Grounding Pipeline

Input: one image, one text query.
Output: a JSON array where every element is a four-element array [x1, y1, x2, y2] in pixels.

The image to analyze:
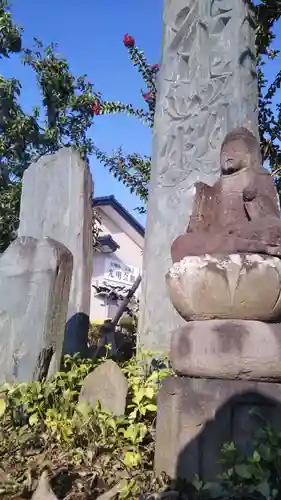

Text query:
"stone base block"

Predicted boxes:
[[155, 377, 281, 481], [170, 320, 281, 381]]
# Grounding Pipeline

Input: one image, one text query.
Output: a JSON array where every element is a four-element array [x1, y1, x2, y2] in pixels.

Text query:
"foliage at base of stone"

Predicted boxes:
[[0, 353, 281, 499]]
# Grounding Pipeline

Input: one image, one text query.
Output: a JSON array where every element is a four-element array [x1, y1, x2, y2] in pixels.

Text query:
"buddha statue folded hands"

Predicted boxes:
[[171, 127, 281, 263]]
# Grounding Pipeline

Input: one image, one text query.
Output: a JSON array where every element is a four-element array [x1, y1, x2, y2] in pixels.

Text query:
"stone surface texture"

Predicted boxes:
[[139, 0, 259, 352], [155, 377, 281, 481], [18, 148, 93, 356], [166, 253, 281, 321], [79, 360, 128, 416], [0, 237, 73, 383], [170, 320, 281, 381]]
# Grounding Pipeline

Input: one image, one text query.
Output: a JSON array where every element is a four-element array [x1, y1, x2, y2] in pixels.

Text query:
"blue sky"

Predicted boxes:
[[2, 1, 280, 228]]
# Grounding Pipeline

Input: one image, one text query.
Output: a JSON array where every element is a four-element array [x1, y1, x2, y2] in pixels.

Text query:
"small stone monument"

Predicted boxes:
[[18, 148, 93, 357], [0, 237, 73, 383], [79, 360, 128, 416], [155, 128, 281, 481]]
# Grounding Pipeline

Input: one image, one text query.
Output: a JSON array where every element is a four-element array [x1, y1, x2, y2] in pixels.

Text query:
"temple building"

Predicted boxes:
[[90, 196, 144, 322]]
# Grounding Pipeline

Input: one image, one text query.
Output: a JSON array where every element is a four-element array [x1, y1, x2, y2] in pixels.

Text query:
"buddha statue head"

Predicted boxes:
[[220, 127, 262, 176]]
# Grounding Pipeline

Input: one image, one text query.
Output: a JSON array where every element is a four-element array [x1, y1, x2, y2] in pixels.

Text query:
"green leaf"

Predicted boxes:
[[144, 387, 154, 399], [29, 413, 39, 426], [255, 480, 270, 497], [123, 424, 138, 442], [123, 450, 141, 468], [76, 401, 90, 419], [133, 387, 145, 404], [0, 399, 6, 417], [272, 488, 279, 499], [192, 475, 203, 491], [106, 417, 117, 430], [234, 464, 252, 479], [145, 403, 157, 412]]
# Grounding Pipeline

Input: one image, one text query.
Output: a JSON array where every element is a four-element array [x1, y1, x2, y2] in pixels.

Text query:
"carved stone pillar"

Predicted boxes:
[[139, 0, 259, 352]]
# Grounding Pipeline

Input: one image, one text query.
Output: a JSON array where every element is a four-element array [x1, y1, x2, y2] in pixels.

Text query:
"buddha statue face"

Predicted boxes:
[[220, 127, 262, 176]]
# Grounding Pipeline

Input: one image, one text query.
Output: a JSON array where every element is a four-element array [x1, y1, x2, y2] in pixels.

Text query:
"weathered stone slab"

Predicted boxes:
[[79, 360, 128, 416], [0, 237, 73, 383], [170, 320, 281, 381], [139, 0, 259, 352], [18, 148, 93, 357], [155, 377, 281, 481]]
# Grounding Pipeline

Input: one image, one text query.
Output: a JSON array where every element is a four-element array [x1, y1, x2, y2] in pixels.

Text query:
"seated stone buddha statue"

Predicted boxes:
[[171, 127, 281, 263]]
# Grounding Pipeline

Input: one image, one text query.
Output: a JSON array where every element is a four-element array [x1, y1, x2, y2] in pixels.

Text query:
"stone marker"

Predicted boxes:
[[0, 237, 73, 383], [79, 360, 128, 416], [139, 0, 259, 352], [18, 148, 93, 357]]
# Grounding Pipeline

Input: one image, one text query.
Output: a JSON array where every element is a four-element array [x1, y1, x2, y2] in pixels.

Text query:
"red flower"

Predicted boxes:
[[91, 102, 101, 115], [151, 64, 160, 71], [143, 91, 153, 102], [123, 33, 135, 48]]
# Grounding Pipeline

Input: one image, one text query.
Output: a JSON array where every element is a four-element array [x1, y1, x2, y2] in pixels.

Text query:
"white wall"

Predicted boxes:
[[90, 209, 143, 322], [90, 252, 108, 320]]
